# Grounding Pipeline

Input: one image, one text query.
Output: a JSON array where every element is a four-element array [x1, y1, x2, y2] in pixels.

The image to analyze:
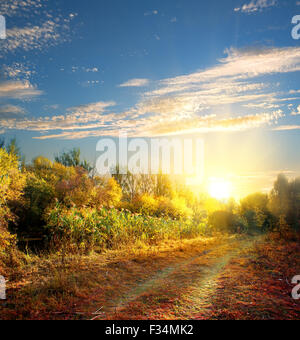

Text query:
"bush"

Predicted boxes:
[[208, 210, 244, 234], [45, 204, 204, 254], [0, 149, 25, 268]]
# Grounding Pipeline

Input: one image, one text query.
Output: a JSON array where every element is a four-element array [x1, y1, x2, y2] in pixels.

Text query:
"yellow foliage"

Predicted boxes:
[[0, 149, 25, 252], [91, 177, 122, 208]]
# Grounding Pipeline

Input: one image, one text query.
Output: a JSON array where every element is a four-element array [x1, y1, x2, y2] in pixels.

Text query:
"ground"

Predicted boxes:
[[1, 234, 300, 320]]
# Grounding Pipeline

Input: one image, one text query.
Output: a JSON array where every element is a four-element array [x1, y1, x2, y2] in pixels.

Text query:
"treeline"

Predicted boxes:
[[0, 141, 299, 266]]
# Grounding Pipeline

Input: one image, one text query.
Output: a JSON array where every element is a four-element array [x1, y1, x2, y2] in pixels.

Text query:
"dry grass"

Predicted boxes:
[[0, 235, 226, 320], [1, 233, 299, 320]]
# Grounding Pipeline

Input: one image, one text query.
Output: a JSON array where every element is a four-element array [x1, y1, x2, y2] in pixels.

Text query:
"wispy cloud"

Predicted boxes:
[[1, 17, 75, 54], [0, 80, 43, 99], [118, 78, 150, 88], [2, 46, 300, 140], [2, 62, 36, 80], [0, 0, 77, 55], [234, 0, 277, 13], [144, 10, 158, 16], [0, 104, 25, 119], [0, 0, 43, 18], [273, 125, 300, 131], [0, 101, 117, 135]]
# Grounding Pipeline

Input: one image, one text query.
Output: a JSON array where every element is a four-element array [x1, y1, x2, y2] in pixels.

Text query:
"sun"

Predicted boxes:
[[208, 178, 232, 201]]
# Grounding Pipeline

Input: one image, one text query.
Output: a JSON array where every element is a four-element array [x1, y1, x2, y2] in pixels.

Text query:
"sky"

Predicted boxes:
[[1, 0, 300, 198]]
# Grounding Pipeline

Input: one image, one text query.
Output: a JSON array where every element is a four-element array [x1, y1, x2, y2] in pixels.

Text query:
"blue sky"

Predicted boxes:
[[1, 0, 300, 196]]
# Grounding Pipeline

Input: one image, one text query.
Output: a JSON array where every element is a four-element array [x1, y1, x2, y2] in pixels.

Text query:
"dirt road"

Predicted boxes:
[[86, 236, 270, 320]]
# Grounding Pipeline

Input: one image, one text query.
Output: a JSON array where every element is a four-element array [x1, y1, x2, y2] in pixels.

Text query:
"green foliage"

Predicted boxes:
[[45, 204, 203, 254], [21, 174, 56, 235], [208, 210, 245, 234], [240, 193, 272, 232], [55, 148, 93, 172]]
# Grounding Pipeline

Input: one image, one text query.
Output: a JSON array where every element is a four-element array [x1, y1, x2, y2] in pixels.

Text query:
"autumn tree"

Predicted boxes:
[[0, 149, 26, 252]]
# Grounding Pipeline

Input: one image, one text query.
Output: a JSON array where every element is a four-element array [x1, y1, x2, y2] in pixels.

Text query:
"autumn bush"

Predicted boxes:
[[44, 203, 205, 254], [0, 149, 26, 271]]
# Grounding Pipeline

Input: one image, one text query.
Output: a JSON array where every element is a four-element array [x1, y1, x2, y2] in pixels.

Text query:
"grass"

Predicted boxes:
[[0, 235, 226, 320]]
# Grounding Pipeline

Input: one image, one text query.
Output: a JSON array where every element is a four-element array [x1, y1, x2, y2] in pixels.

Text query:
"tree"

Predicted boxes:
[[240, 193, 270, 231], [55, 148, 93, 172], [208, 210, 243, 234], [269, 174, 290, 218], [6, 138, 22, 159], [0, 149, 26, 251]]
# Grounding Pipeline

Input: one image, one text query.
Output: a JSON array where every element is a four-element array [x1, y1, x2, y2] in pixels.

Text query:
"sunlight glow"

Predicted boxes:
[[208, 178, 232, 201]]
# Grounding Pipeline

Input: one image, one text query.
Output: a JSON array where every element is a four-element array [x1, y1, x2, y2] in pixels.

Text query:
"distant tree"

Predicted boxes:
[[0, 138, 4, 149], [269, 174, 290, 218], [240, 193, 275, 231], [55, 148, 93, 172], [208, 210, 243, 234], [6, 138, 22, 158]]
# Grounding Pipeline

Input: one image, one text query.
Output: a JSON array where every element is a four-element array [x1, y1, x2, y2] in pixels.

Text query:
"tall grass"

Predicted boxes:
[[45, 204, 207, 254]]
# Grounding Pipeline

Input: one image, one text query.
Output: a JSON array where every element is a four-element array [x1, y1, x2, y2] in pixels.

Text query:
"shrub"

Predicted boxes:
[[0, 149, 25, 266], [45, 205, 204, 254], [208, 210, 244, 234]]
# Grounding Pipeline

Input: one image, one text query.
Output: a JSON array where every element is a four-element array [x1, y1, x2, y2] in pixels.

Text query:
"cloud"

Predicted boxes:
[[290, 89, 300, 94], [0, 101, 117, 134], [31, 110, 283, 140], [85, 67, 99, 73], [2, 62, 36, 80], [144, 10, 158, 16], [291, 105, 300, 115], [0, 104, 25, 119], [155, 47, 300, 92], [139, 111, 284, 137], [0, 80, 43, 99], [0, 0, 43, 17], [2, 19, 73, 54], [2, 46, 299, 140], [69, 66, 99, 73], [234, 0, 277, 13], [0, 0, 77, 56], [118, 78, 150, 88], [273, 125, 300, 131]]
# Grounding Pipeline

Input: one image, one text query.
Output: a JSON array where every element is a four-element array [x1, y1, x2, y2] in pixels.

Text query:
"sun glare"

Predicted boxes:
[[208, 178, 231, 201]]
